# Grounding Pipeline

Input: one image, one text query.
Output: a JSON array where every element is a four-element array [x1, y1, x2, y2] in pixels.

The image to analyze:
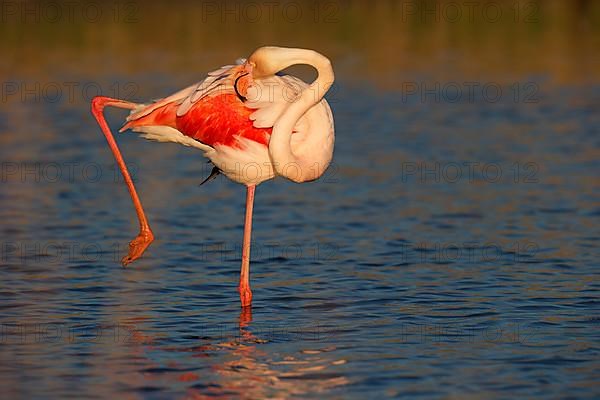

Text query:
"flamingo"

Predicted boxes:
[[91, 46, 335, 307]]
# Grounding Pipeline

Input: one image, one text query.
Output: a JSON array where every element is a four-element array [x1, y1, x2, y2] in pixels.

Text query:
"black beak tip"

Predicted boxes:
[[234, 73, 249, 103]]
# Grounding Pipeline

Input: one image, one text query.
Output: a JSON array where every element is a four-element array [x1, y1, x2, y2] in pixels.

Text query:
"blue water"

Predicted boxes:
[[0, 73, 599, 398]]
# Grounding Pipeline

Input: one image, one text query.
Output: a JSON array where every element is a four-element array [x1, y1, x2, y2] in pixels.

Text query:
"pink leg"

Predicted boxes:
[[91, 96, 154, 266], [238, 185, 255, 307]]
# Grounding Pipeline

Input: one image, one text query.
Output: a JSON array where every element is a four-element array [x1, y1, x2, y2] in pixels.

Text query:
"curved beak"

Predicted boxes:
[[234, 72, 249, 102]]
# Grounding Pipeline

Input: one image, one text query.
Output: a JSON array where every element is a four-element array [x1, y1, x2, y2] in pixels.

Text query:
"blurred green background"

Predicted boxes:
[[1, 0, 599, 90]]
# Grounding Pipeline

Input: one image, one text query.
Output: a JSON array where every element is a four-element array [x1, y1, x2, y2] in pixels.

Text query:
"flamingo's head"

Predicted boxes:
[[247, 46, 283, 78], [247, 46, 327, 79]]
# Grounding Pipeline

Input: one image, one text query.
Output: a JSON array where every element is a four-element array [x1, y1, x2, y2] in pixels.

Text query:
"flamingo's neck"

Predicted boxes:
[[250, 48, 334, 183]]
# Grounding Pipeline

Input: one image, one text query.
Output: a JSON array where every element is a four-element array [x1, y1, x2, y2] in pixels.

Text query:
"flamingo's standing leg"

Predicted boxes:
[[91, 96, 154, 266], [238, 185, 255, 307]]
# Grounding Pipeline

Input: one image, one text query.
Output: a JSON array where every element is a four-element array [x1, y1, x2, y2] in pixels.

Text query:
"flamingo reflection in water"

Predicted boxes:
[[118, 309, 348, 399], [91, 46, 335, 307]]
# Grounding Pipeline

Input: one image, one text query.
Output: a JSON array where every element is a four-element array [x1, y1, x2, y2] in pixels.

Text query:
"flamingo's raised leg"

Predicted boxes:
[[91, 96, 154, 266], [238, 185, 255, 307]]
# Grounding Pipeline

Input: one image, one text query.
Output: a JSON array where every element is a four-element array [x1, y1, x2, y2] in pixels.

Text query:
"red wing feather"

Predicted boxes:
[[176, 94, 271, 148]]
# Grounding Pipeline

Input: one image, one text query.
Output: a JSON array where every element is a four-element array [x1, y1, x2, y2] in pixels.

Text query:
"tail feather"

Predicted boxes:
[[120, 101, 179, 133], [130, 125, 214, 153]]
